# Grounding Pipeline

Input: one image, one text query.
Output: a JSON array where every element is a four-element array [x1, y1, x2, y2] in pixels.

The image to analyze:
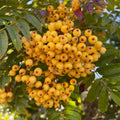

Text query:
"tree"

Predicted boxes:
[[0, 0, 120, 119]]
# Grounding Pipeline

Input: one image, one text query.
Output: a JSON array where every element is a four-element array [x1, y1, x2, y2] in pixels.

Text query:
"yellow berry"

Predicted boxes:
[[88, 35, 98, 44], [15, 75, 21, 82], [100, 47, 106, 54], [63, 82, 68, 88], [19, 68, 26, 75], [6, 92, 13, 98], [79, 36, 87, 43], [85, 29, 92, 37], [47, 5, 54, 12], [73, 28, 81, 37], [70, 79, 77, 85], [12, 65, 19, 71], [77, 43, 86, 51], [29, 76, 37, 84], [9, 70, 16, 76], [61, 25, 68, 33], [25, 59, 33, 67], [34, 68, 42, 76], [21, 75, 29, 82], [35, 81, 42, 88], [95, 41, 103, 49], [43, 84, 49, 91]]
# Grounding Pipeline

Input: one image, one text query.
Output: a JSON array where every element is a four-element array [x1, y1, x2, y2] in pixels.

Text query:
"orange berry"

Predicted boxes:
[[85, 29, 92, 37], [9, 70, 16, 76], [79, 36, 87, 43], [100, 47, 106, 54], [63, 82, 68, 88], [6, 92, 13, 98], [73, 28, 81, 37], [25, 59, 33, 67], [43, 84, 49, 91], [29, 76, 37, 84], [21, 75, 29, 82], [15, 75, 21, 82], [34, 68, 42, 76], [88, 35, 98, 44], [45, 77, 51, 84], [12, 65, 19, 71]]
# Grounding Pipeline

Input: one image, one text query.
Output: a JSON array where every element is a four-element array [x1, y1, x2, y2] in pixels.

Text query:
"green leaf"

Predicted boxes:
[[64, 110, 81, 119], [6, 25, 22, 51], [87, 80, 101, 103], [83, 73, 95, 90], [95, 49, 117, 66], [98, 87, 108, 113], [48, 111, 61, 120], [102, 16, 111, 26], [105, 73, 120, 83], [117, 29, 120, 40], [97, 63, 120, 77], [0, 30, 8, 59], [110, 91, 120, 106], [24, 14, 42, 32], [84, 14, 98, 25], [15, 97, 29, 108], [15, 19, 31, 39], [107, 0, 115, 10], [110, 22, 118, 34], [0, 75, 10, 89]]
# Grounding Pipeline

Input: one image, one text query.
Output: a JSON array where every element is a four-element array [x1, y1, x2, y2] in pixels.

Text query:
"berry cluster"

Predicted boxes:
[[0, 88, 13, 104], [46, 3, 76, 22], [9, 59, 77, 108], [22, 21, 106, 78]]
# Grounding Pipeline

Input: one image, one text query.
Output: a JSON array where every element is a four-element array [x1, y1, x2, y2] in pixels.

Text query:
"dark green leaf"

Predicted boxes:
[[87, 80, 101, 103], [15, 97, 29, 108], [6, 25, 22, 51], [0, 75, 10, 89], [110, 22, 118, 34], [110, 91, 120, 106], [117, 29, 120, 40], [102, 16, 111, 26], [107, 0, 115, 10], [24, 14, 42, 32], [0, 30, 8, 59], [64, 109, 81, 119], [83, 73, 95, 90], [48, 111, 60, 120], [95, 49, 117, 66], [97, 63, 120, 77], [15, 19, 31, 39], [98, 87, 109, 113]]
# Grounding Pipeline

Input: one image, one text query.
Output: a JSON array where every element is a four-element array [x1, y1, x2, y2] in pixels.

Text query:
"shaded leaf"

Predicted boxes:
[[97, 63, 120, 77], [24, 14, 42, 32], [87, 79, 101, 103], [15, 19, 31, 39], [48, 111, 61, 120], [83, 73, 95, 90], [98, 87, 108, 113], [107, 0, 115, 10], [6, 25, 22, 51], [102, 16, 111, 26], [95, 49, 117, 66], [110, 91, 120, 106], [0, 30, 8, 59], [0, 75, 10, 89], [110, 22, 118, 34]]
